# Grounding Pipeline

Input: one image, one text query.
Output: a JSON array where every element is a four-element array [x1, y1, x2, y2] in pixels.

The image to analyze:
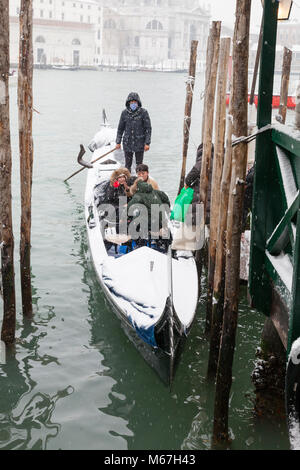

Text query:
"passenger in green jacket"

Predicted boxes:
[[127, 180, 170, 239]]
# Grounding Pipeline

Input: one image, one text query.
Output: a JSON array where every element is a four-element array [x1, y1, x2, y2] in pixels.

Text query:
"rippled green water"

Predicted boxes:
[[0, 70, 290, 450]]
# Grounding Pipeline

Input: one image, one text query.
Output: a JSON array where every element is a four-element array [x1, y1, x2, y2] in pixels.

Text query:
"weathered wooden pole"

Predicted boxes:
[[0, 0, 17, 345], [18, 0, 34, 317], [194, 27, 215, 294], [249, 20, 263, 106], [200, 22, 221, 220], [199, 21, 221, 334], [178, 40, 198, 194], [206, 37, 231, 345], [207, 113, 233, 381], [213, 0, 251, 443], [277, 47, 292, 124], [206, 37, 232, 380], [201, 27, 213, 142]]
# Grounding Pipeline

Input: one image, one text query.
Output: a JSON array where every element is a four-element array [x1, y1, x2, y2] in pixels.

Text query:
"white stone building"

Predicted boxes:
[[9, 0, 101, 67], [9, 0, 211, 70], [100, 0, 211, 70]]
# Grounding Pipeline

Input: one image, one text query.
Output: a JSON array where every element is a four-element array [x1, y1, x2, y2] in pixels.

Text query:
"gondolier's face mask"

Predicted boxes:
[[129, 101, 138, 111]]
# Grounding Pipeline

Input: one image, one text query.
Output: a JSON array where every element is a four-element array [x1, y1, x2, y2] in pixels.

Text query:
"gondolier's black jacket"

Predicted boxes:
[[116, 92, 152, 153]]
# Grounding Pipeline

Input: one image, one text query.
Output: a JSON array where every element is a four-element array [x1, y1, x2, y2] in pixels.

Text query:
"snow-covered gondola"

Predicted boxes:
[[82, 115, 202, 386]]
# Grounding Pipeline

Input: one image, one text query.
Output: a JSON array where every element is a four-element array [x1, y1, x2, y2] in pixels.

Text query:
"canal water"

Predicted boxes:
[[0, 69, 291, 450]]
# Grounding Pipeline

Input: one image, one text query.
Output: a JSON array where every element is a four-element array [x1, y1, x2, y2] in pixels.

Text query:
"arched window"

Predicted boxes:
[[72, 38, 81, 45], [146, 19, 163, 30], [104, 19, 116, 29], [35, 35, 46, 43]]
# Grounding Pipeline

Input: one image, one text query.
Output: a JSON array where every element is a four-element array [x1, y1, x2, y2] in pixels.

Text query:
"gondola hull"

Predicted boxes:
[[95, 275, 189, 385]]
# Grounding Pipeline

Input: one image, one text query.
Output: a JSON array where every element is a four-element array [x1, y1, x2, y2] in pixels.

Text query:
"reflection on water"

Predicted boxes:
[[0, 387, 73, 450], [0, 309, 74, 450]]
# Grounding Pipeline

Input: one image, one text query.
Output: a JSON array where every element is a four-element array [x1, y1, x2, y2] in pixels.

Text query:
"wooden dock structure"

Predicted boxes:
[[197, 0, 300, 447], [247, 0, 300, 448], [249, 0, 300, 362]]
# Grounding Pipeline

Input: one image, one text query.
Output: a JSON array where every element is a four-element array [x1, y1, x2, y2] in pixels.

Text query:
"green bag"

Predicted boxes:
[[170, 187, 194, 222]]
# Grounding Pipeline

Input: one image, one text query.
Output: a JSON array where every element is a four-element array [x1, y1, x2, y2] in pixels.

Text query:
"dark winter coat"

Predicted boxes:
[[116, 92, 152, 152], [185, 143, 214, 224], [105, 167, 136, 206], [127, 181, 170, 231]]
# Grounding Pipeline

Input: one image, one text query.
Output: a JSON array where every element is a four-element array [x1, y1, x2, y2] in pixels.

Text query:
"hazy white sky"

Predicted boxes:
[[209, 0, 300, 29]]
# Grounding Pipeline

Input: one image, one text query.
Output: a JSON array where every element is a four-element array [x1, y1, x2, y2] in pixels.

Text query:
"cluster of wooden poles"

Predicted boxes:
[[0, 0, 34, 345], [178, 0, 300, 444], [178, 0, 251, 444]]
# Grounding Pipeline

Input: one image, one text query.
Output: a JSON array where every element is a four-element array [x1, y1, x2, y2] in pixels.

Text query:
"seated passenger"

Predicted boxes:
[[127, 180, 170, 241], [129, 163, 159, 196], [98, 168, 135, 233], [106, 168, 135, 205]]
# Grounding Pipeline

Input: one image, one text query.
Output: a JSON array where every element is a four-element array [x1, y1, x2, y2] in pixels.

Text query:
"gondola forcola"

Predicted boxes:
[[78, 113, 204, 386]]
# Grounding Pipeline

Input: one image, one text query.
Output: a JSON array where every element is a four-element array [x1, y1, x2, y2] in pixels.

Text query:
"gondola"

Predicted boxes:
[[80, 113, 203, 386]]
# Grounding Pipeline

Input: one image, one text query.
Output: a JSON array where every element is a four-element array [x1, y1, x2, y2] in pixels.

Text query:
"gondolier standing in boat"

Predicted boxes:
[[115, 92, 152, 173]]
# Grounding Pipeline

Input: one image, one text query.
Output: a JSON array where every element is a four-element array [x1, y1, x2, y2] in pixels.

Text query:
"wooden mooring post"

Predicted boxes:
[[0, 0, 17, 345], [277, 47, 292, 125], [249, 20, 263, 107], [18, 0, 34, 317], [207, 38, 232, 381], [213, 0, 251, 443], [178, 40, 198, 195], [201, 27, 212, 142], [207, 112, 233, 382], [199, 21, 221, 334], [200, 21, 221, 218], [206, 37, 231, 352]]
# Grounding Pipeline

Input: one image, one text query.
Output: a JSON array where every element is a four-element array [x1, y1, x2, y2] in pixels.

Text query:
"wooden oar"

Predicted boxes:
[[64, 145, 118, 182]]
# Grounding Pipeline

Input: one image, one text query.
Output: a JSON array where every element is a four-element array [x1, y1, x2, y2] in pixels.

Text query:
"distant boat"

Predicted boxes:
[[116, 67, 138, 72], [52, 65, 79, 71]]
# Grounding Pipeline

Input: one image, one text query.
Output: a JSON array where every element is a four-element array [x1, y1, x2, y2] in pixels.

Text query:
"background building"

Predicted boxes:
[[249, 19, 300, 75], [9, 0, 211, 70], [9, 0, 101, 68], [99, 0, 211, 70]]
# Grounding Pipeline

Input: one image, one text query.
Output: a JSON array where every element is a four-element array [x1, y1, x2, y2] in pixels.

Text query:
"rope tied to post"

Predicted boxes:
[[231, 123, 273, 147], [185, 75, 195, 94]]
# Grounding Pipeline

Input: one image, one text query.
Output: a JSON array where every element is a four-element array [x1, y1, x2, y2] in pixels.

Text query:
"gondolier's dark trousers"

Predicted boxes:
[[125, 151, 144, 173]]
